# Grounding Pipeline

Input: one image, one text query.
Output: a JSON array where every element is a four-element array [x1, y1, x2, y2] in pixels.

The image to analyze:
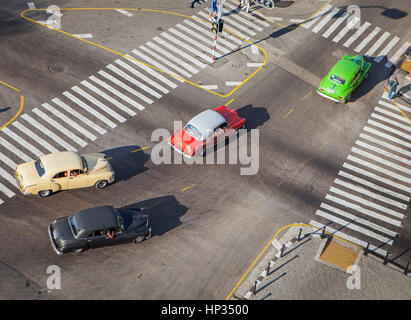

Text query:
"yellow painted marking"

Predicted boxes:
[[181, 184, 196, 192], [225, 222, 360, 300], [283, 108, 294, 119], [383, 87, 411, 124], [302, 90, 312, 101], [105, 156, 113, 160], [131, 146, 150, 153], [20, 8, 268, 98], [0, 80, 22, 93], [0, 95, 24, 131], [225, 99, 235, 106], [318, 140, 329, 151], [256, 0, 332, 30]]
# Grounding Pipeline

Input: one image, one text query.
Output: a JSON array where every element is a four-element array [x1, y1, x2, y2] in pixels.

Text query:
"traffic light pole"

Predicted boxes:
[[210, 0, 225, 62]]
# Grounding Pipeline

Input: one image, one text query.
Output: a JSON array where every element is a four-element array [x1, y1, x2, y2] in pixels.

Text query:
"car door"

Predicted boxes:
[[50, 171, 70, 190], [89, 228, 123, 248], [68, 169, 89, 189]]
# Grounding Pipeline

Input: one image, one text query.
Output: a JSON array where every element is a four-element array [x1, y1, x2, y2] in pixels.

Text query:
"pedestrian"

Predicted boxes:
[[209, 0, 218, 21], [238, 0, 250, 12], [388, 77, 399, 100]]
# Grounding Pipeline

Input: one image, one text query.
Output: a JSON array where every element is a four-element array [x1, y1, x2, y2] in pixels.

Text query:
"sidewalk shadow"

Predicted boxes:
[[255, 272, 287, 294], [102, 145, 150, 182], [120, 195, 188, 237]]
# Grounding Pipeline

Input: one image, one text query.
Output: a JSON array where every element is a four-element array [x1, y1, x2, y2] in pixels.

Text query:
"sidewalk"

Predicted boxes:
[[231, 225, 411, 300]]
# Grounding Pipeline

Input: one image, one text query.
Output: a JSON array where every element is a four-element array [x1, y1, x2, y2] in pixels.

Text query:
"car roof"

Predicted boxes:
[[330, 59, 359, 82], [40, 151, 83, 173], [186, 110, 226, 136], [74, 206, 118, 232]]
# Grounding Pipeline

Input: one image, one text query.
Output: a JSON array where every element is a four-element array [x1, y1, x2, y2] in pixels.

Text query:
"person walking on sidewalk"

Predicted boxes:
[[388, 77, 399, 100]]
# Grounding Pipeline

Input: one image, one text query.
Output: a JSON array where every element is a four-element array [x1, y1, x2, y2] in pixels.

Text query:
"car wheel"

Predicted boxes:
[[133, 235, 145, 243], [95, 180, 108, 189], [38, 190, 52, 197], [345, 94, 351, 103], [72, 248, 84, 254]]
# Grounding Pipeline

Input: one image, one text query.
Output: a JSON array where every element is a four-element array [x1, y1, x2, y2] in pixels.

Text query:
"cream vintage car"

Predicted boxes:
[[15, 151, 115, 197]]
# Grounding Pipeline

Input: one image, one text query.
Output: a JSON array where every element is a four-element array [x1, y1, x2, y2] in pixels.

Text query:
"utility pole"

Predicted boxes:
[[210, 0, 225, 62]]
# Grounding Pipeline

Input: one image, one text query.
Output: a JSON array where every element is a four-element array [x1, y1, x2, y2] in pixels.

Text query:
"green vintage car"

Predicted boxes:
[[317, 55, 371, 103]]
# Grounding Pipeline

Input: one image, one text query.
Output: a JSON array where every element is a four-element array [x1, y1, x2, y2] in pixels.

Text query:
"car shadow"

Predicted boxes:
[[120, 195, 188, 237], [236, 104, 270, 131], [102, 145, 150, 182], [348, 55, 395, 103], [0, 107, 11, 113]]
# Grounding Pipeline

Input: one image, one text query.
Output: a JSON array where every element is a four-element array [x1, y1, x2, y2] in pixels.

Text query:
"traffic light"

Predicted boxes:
[[211, 21, 218, 34], [211, 19, 224, 34], [218, 19, 224, 33]]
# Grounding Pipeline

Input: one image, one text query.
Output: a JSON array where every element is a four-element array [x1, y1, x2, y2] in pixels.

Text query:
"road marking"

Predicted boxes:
[[42, 103, 97, 141], [354, 26, 381, 52], [322, 11, 348, 38], [283, 109, 294, 119], [183, 19, 237, 50], [311, 7, 340, 34], [374, 36, 400, 63], [52, 98, 107, 135], [375, 106, 409, 124], [342, 21, 370, 47], [225, 81, 242, 86], [27, 2, 36, 9], [32, 108, 88, 147], [108, 62, 169, 95], [309, 220, 387, 256], [0, 180, 15, 198], [181, 184, 195, 192], [0, 151, 17, 170], [215, 13, 257, 36], [347, 155, 411, 186], [191, 16, 242, 45], [221, 7, 263, 32], [332, 16, 359, 43], [368, 119, 411, 142], [363, 126, 411, 150], [201, 85, 218, 90], [12, 121, 59, 154], [142, 42, 196, 76], [325, 193, 402, 226], [364, 31, 390, 57], [1, 127, 44, 157], [371, 113, 411, 133], [302, 90, 312, 101], [115, 9, 133, 17], [96, 70, 155, 104], [161, 32, 212, 62], [152, 36, 207, 69], [0, 136, 32, 162], [302, 4, 333, 29], [198, 11, 251, 40], [251, 45, 259, 54], [334, 178, 407, 210], [359, 133, 411, 164], [247, 63, 263, 67], [225, 98, 235, 106], [20, 113, 77, 152], [72, 84, 127, 122], [223, 2, 270, 27], [385, 41, 410, 67], [63, 91, 117, 129], [0, 166, 18, 188], [72, 34, 93, 38], [315, 209, 393, 244]]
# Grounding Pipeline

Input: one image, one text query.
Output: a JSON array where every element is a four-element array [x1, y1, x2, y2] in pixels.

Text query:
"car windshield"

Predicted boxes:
[[34, 159, 45, 177], [184, 124, 202, 140], [330, 74, 345, 85], [69, 216, 80, 236]]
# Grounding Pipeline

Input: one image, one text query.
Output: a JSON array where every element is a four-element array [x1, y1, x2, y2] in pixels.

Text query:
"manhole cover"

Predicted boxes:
[[48, 64, 66, 73]]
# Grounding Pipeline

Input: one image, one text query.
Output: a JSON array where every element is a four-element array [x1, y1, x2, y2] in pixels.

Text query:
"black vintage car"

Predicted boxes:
[[48, 205, 151, 255]]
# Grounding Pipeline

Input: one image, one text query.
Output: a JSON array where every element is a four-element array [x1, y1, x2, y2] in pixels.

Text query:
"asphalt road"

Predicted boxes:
[[0, 0, 410, 299]]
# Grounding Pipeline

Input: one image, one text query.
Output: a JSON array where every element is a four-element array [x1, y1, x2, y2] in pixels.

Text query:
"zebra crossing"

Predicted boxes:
[[310, 92, 411, 257], [0, 0, 272, 205], [301, 4, 410, 68]]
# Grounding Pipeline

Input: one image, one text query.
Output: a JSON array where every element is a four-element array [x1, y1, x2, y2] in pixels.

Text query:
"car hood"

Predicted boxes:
[[51, 217, 75, 245], [170, 129, 201, 155], [82, 153, 111, 174], [16, 162, 42, 187]]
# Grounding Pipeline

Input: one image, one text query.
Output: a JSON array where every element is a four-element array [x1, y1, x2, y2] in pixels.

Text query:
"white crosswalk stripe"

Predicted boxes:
[[354, 26, 381, 52], [72, 85, 127, 123], [342, 21, 371, 47], [302, 4, 333, 29], [0, 151, 18, 170], [21, 113, 77, 152], [42, 103, 97, 141], [0, 180, 15, 198], [0, 136, 32, 162], [221, 8, 261, 33], [0, 167, 18, 189], [193, 16, 244, 45], [374, 106, 410, 124], [364, 31, 390, 57], [222, 3, 265, 31], [161, 32, 212, 62], [141, 43, 194, 77], [385, 41, 409, 67], [63, 91, 117, 129], [12, 121, 59, 154], [374, 36, 400, 63], [332, 16, 360, 43], [32, 108, 88, 147], [52, 98, 107, 135], [363, 126, 411, 150], [368, 119, 411, 142], [1, 127, 44, 158], [322, 11, 348, 38], [311, 7, 340, 34], [371, 113, 411, 133], [108, 62, 169, 95]]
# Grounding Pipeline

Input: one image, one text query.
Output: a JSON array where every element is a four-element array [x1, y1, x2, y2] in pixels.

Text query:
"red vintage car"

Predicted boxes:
[[169, 106, 245, 158]]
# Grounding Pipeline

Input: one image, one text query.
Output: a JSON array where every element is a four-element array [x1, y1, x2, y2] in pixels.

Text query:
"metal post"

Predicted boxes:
[[211, 33, 217, 62], [383, 252, 389, 265], [364, 242, 370, 256], [405, 262, 409, 275], [253, 280, 257, 294], [321, 226, 326, 239], [266, 262, 271, 276], [297, 228, 302, 241], [280, 244, 285, 258]]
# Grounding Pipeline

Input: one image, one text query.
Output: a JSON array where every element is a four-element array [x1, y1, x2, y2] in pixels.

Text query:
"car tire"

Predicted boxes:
[[38, 190, 52, 197], [72, 248, 84, 254], [133, 235, 145, 243], [345, 94, 351, 103], [95, 180, 108, 189]]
